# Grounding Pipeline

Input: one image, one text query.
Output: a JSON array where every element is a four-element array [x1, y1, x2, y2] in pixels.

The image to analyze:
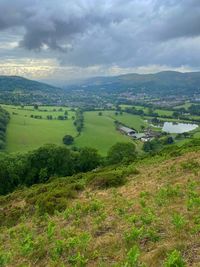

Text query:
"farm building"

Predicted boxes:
[[118, 125, 161, 142], [119, 126, 136, 136]]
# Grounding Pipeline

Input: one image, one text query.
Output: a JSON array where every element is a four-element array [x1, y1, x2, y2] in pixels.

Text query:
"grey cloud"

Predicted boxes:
[[0, 0, 200, 69], [0, 0, 126, 51]]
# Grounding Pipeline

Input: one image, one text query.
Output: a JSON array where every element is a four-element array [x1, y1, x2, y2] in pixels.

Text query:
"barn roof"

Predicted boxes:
[[119, 126, 136, 134]]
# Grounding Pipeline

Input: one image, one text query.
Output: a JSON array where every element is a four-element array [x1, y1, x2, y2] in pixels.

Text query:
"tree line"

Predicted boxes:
[[0, 141, 138, 196], [0, 107, 10, 150], [0, 144, 101, 195], [74, 108, 84, 135]]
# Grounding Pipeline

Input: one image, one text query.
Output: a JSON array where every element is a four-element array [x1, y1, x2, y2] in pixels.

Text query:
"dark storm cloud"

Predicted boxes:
[[0, 0, 125, 51], [0, 0, 200, 68]]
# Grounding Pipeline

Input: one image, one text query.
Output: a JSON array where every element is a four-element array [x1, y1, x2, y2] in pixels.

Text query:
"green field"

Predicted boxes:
[[3, 105, 199, 155], [2, 105, 76, 152], [75, 111, 135, 155], [2, 106, 148, 155], [75, 111, 148, 155], [104, 110, 148, 131]]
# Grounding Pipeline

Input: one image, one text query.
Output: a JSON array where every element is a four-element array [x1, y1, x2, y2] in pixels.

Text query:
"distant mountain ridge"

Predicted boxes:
[[0, 75, 60, 93], [76, 71, 200, 96]]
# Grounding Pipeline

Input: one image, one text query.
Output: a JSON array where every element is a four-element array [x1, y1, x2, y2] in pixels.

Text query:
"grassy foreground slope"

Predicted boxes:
[[0, 145, 200, 266]]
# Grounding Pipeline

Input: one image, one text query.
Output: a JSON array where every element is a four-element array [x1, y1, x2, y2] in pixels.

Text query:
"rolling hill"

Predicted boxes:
[[73, 71, 200, 96], [0, 76, 64, 105], [0, 76, 60, 93]]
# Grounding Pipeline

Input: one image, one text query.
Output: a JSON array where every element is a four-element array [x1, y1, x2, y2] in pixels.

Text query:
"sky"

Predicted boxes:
[[0, 0, 200, 83]]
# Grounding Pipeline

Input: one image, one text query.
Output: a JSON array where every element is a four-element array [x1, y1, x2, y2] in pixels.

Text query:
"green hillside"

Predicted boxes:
[[0, 76, 59, 93], [0, 141, 200, 266], [0, 76, 64, 105]]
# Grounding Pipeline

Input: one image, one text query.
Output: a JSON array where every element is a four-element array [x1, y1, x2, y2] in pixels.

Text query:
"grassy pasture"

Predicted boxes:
[[75, 111, 149, 155], [3, 104, 199, 155], [2, 105, 76, 152], [3, 106, 147, 155], [104, 110, 148, 131], [75, 111, 133, 155], [1, 105, 75, 119]]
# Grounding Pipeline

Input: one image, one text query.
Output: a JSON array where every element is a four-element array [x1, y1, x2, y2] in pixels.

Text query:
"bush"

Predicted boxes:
[[63, 135, 74, 145], [87, 170, 126, 189], [27, 184, 79, 215]]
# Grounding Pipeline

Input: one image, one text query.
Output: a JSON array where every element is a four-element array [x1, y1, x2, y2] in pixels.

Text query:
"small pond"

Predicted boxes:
[[162, 122, 198, 134]]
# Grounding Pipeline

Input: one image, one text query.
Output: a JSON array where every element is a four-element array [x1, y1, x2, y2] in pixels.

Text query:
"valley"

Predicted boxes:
[[1, 2, 200, 266], [1, 102, 200, 155]]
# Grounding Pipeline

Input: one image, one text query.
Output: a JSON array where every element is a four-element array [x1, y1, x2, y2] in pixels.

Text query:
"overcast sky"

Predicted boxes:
[[0, 0, 200, 83]]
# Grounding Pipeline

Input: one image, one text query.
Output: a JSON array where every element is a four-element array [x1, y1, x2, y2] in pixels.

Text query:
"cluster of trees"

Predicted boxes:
[[0, 141, 138, 196], [0, 107, 10, 150], [125, 107, 145, 116], [143, 136, 174, 153], [0, 144, 101, 195], [74, 109, 84, 134], [125, 105, 200, 124], [125, 106, 161, 117]]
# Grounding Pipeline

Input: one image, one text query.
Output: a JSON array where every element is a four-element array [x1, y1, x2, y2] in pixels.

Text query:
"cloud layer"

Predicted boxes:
[[0, 0, 200, 79]]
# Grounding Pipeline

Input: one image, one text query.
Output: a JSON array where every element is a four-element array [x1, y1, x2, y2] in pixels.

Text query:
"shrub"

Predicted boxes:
[[125, 245, 140, 267], [27, 184, 79, 215], [63, 135, 74, 145], [88, 170, 126, 189], [164, 250, 186, 267]]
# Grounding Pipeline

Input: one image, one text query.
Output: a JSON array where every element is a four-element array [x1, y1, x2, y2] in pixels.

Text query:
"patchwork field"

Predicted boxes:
[[2, 106, 148, 155], [2, 105, 76, 153], [2, 105, 199, 155]]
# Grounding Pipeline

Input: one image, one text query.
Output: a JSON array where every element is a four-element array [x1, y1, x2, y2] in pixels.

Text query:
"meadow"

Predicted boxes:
[[2, 105, 199, 155], [2, 105, 76, 153], [1, 106, 149, 155], [75, 111, 134, 155]]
